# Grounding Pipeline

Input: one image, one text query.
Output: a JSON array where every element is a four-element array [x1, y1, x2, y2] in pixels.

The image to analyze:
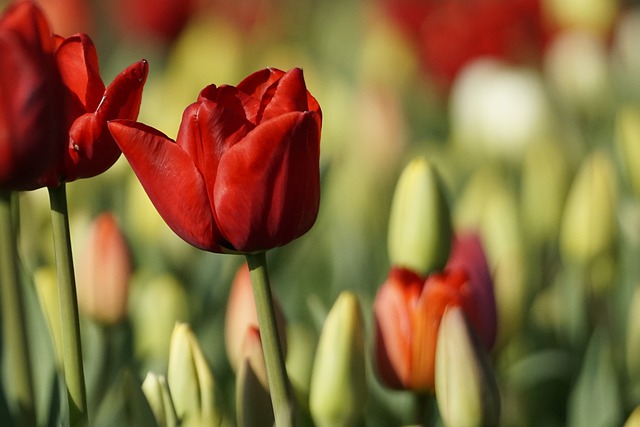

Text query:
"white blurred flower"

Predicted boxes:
[[450, 59, 550, 162]]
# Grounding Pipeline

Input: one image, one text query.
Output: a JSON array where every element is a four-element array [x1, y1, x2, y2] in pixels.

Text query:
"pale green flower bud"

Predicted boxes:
[[33, 267, 63, 368], [309, 292, 366, 427], [388, 157, 452, 275], [167, 323, 222, 427], [435, 307, 500, 427], [616, 105, 640, 199], [560, 151, 617, 278], [142, 372, 178, 427], [624, 406, 640, 427]]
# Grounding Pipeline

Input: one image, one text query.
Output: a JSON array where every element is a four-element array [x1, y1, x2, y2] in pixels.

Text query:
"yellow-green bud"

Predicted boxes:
[[616, 105, 640, 199], [560, 150, 617, 266], [388, 157, 452, 275], [435, 307, 500, 427], [167, 323, 222, 427], [141, 372, 178, 427], [626, 287, 640, 382], [624, 406, 640, 427], [33, 267, 63, 369], [309, 292, 366, 427]]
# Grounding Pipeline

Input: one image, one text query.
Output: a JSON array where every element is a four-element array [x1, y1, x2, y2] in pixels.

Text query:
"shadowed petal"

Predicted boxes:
[[260, 68, 310, 123], [108, 120, 220, 251]]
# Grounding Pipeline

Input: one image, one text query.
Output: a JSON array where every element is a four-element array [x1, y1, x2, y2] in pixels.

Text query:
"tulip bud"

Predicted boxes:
[[560, 151, 617, 274], [225, 262, 287, 372], [309, 292, 366, 427], [616, 105, 640, 199], [285, 323, 318, 410], [76, 212, 132, 325], [624, 406, 640, 427], [388, 157, 452, 275], [33, 267, 63, 368], [235, 327, 273, 427], [543, 0, 618, 35], [435, 307, 500, 427], [167, 322, 222, 426], [520, 141, 570, 245], [141, 372, 178, 427], [129, 272, 189, 371]]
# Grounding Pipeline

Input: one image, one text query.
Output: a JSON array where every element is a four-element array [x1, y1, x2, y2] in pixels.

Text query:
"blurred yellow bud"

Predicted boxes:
[[235, 327, 273, 427], [129, 272, 189, 371], [167, 323, 222, 427], [560, 151, 617, 266], [521, 141, 570, 245], [388, 157, 452, 275], [309, 292, 366, 427], [616, 105, 640, 199], [626, 287, 640, 382], [435, 307, 500, 427], [624, 406, 640, 427], [285, 323, 318, 409], [141, 372, 178, 427], [76, 212, 132, 325], [34, 267, 63, 368], [543, 0, 618, 35]]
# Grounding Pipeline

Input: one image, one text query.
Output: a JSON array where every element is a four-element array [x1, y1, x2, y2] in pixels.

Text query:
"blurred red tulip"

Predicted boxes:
[[374, 235, 496, 391], [111, 0, 193, 45], [76, 212, 132, 325], [108, 67, 322, 253], [0, 1, 148, 191], [380, 0, 551, 89], [35, 0, 93, 36], [0, 0, 63, 190]]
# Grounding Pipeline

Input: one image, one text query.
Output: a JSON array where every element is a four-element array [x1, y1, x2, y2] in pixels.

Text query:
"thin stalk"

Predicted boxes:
[[0, 190, 36, 427], [414, 391, 433, 427], [48, 184, 87, 426], [245, 252, 294, 427]]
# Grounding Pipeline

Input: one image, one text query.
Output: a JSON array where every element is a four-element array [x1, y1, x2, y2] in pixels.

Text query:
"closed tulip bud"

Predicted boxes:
[[34, 267, 63, 368], [167, 323, 222, 426], [76, 212, 132, 325], [544, 0, 618, 35], [435, 307, 500, 427], [520, 141, 570, 244], [388, 157, 452, 276], [225, 262, 287, 372], [560, 151, 617, 266], [616, 105, 640, 199], [309, 292, 366, 427], [141, 372, 178, 427], [624, 406, 640, 427], [236, 327, 273, 427]]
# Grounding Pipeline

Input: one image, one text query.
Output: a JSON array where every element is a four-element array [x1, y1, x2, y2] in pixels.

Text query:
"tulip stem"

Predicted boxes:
[[48, 184, 88, 426], [246, 252, 295, 427], [0, 190, 36, 427], [414, 392, 434, 427]]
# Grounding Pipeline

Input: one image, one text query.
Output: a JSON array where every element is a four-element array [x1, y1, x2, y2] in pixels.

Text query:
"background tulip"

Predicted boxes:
[[109, 67, 322, 253]]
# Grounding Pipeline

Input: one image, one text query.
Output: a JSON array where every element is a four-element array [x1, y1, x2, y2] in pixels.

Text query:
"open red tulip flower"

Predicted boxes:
[[374, 233, 497, 392], [0, 1, 148, 191], [108, 67, 322, 253]]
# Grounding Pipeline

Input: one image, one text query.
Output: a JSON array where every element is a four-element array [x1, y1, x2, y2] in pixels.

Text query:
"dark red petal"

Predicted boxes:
[[260, 68, 310, 123], [213, 111, 320, 252], [55, 33, 104, 123], [0, 1, 55, 54], [108, 120, 221, 252], [236, 67, 285, 123]]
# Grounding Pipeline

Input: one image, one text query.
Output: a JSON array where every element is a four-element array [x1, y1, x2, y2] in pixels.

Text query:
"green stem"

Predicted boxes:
[[414, 392, 433, 427], [48, 184, 87, 426], [0, 190, 36, 427], [245, 252, 294, 427]]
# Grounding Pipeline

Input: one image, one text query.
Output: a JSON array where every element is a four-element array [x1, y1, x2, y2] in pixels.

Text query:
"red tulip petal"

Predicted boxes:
[[0, 1, 55, 53], [55, 33, 104, 123], [108, 120, 220, 251], [213, 111, 320, 252], [97, 59, 148, 122], [236, 68, 284, 123], [260, 68, 310, 123], [374, 268, 422, 389]]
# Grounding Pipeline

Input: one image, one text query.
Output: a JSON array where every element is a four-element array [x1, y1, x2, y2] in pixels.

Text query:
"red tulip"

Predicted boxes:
[[111, 0, 193, 45], [108, 67, 322, 253], [374, 235, 496, 391], [0, 0, 63, 190], [0, 1, 148, 191]]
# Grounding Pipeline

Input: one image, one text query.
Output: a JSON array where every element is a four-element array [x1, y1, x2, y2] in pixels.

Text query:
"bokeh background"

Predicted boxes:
[[4, 0, 640, 425]]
